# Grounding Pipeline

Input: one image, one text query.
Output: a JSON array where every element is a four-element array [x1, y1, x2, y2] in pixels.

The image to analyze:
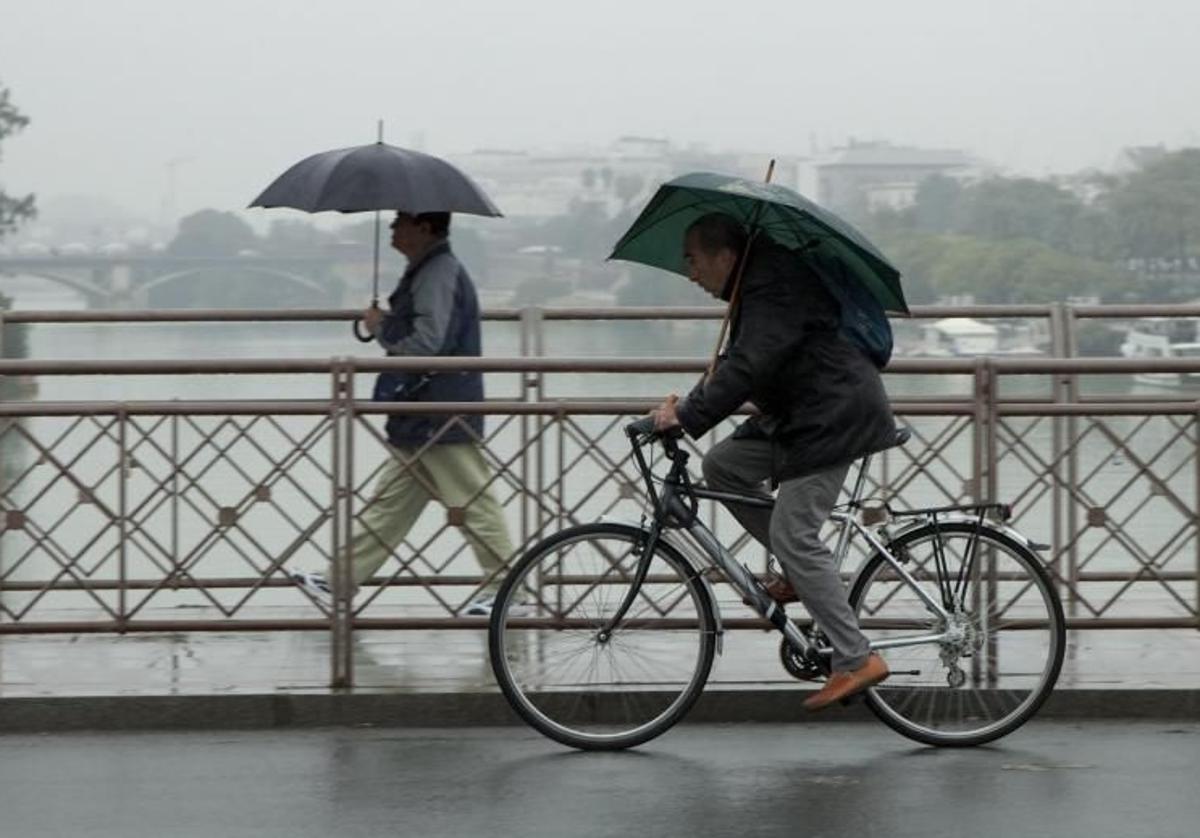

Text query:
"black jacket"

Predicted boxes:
[[675, 237, 897, 482]]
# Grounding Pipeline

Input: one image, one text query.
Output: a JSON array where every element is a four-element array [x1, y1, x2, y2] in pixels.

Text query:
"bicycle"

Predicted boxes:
[[488, 417, 1065, 750]]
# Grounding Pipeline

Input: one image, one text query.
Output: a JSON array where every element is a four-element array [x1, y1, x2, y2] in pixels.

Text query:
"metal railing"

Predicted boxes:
[[1, 305, 1199, 686]]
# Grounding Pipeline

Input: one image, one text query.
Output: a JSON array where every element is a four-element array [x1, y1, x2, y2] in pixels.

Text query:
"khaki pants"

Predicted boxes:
[[343, 443, 513, 596]]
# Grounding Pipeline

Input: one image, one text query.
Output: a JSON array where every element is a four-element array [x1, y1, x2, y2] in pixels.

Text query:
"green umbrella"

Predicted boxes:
[[609, 171, 908, 314]]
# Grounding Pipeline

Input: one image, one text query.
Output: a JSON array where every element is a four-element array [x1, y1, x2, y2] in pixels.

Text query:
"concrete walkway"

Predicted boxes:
[[3, 624, 1198, 697], [1, 722, 1197, 838], [1, 625, 1198, 731]]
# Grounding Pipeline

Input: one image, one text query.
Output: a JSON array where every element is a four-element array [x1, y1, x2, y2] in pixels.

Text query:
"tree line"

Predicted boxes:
[[864, 149, 1200, 305]]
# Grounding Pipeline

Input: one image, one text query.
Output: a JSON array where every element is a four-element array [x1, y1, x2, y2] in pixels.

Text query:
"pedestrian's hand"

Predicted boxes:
[[652, 394, 681, 432], [363, 304, 384, 336]]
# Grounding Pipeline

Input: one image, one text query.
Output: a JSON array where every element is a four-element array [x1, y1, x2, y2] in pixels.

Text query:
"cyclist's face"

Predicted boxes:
[[683, 232, 736, 298]]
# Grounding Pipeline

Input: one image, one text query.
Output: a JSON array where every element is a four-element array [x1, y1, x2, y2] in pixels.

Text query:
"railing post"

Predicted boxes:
[[0, 309, 5, 624], [117, 405, 128, 632], [329, 358, 354, 689], [971, 358, 999, 685], [170, 403, 180, 586], [1049, 303, 1067, 601], [520, 307, 546, 545], [985, 359, 998, 506], [556, 405, 565, 531], [1064, 306, 1081, 619], [518, 310, 531, 550], [971, 358, 989, 504]]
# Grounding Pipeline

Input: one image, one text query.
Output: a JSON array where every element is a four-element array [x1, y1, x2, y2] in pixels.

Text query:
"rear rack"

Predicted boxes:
[[888, 502, 1012, 521]]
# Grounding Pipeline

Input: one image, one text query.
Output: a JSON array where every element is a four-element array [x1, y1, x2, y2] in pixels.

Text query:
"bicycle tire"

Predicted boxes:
[[848, 521, 1065, 747], [488, 522, 717, 750]]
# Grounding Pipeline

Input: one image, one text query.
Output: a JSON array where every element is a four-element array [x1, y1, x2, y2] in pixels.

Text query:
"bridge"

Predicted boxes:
[[0, 254, 359, 308], [0, 304, 1198, 693]]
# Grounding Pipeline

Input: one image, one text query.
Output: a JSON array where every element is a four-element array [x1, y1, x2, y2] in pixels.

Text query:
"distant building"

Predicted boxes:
[[1112, 144, 1167, 175], [816, 141, 986, 217], [455, 138, 808, 222], [444, 138, 810, 296], [454, 137, 678, 221], [1049, 169, 1109, 205], [922, 317, 1000, 356], [918, 316, 1048, 358]]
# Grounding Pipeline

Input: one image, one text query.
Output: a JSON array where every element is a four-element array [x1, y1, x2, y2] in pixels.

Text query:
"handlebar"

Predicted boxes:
[[624, 416, 685, 445], [624, 416, 695, 526], [625, 416, 658, 437]]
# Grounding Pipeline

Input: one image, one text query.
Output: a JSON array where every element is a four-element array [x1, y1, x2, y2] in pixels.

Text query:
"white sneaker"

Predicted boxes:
[[462, 596, 497, 617], [290, 570, 331, 604], [463, 596, 535, 617]]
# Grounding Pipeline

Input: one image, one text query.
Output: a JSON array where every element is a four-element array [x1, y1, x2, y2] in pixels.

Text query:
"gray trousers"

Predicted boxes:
[[702, 437, 871, 671]]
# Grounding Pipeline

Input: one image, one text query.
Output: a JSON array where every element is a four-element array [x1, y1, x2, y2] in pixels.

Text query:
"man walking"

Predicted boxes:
[[650, 212, 897, 710], [292, 211, 513, 616]]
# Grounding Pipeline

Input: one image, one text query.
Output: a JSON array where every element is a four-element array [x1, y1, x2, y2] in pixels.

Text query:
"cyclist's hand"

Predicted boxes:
[[651, 394, 681, 432]]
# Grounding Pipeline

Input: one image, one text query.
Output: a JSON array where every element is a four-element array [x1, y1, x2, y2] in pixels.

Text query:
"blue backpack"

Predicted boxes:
[[807, 248, 893, 369]]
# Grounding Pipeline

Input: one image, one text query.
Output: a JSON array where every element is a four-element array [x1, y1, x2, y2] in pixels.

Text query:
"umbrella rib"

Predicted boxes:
[[610, 192, 703, 254], [610, 189, 755, 257], [295, 146, 355, 212]]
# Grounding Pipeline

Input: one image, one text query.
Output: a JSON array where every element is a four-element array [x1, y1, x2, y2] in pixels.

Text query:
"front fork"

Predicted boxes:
[[595, 518, 665, 643], [599, 477, 693, 638]]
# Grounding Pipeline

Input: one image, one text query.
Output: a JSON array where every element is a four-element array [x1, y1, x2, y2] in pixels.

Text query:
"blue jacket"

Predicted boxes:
[[373, 241, 484, 446]]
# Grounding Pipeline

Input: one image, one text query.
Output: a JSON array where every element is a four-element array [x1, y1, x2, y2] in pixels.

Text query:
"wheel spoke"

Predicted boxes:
[[854, 524, 1064, 746], [489, 524, 715, 750]]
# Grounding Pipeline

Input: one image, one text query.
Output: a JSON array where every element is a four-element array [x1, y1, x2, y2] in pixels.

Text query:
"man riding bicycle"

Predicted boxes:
[[650, 212, 898, 710]]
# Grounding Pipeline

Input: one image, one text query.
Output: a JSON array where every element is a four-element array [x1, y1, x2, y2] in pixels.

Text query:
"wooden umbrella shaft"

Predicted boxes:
[[705, 159, 776, 381]]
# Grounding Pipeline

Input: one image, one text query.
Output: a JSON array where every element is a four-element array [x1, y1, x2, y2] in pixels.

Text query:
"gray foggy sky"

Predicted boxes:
[[2, 0, 1198, 224]]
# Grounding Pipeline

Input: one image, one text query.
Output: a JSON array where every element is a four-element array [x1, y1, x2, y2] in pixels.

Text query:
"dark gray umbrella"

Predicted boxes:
[[250, 130, 501, 340], [249, 142, 502, 217]]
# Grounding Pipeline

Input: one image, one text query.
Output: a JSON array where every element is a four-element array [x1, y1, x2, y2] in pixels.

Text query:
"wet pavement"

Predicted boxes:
[[0, 721, 1197, 838]]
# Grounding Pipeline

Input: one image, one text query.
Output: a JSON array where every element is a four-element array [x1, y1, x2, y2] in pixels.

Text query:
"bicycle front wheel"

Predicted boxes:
[[488, 522, 717, 750], [849, 522, 1065, 747]]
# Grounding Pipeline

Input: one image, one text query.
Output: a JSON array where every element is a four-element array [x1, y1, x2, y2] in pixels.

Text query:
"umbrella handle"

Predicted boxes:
[[704, 159, 775, 383], [353, 319, 375, 343], [354, 299, 381, 343]]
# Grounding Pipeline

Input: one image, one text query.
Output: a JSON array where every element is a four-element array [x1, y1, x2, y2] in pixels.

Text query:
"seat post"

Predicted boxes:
[[848, 453, 873, 506], [832, 453, 873, 573]]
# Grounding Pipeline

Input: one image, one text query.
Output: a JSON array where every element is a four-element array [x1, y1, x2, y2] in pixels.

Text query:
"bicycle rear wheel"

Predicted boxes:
[[488, 522, 717, 750], [848, 522, 1065, 746]]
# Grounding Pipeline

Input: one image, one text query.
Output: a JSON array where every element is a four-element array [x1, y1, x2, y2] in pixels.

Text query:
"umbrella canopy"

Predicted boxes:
[[609, 171, 906, 313], [249, 142, 502, 217], [250, 138, 502, 328]]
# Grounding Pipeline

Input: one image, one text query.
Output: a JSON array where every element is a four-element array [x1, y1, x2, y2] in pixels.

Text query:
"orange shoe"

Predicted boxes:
[[740, 572, 800, 607], [762, 572, 799, 604], [802, 652, 889, 712]]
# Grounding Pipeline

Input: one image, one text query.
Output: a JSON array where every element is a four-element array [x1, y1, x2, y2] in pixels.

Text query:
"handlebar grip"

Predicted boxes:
[[626, 416, 658, 437]]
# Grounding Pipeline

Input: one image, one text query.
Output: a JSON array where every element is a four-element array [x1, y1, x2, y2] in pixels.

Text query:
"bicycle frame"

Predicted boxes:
[[605, 424, 1010, 664], [493, 421, 1064, 750]]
